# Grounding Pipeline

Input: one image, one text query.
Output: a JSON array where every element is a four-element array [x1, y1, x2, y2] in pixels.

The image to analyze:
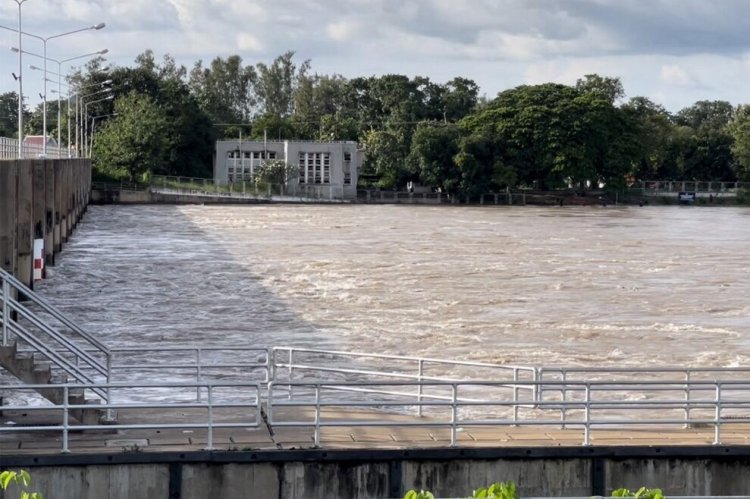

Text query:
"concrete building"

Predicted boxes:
[[214, 140, 361, 200]]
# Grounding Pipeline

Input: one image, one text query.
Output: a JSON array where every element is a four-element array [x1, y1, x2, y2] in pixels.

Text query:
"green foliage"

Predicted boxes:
[[0, 469, 42, 499], [67, 50, 750, 191], [404, 490, 435, 499], [729, 105, 750, 180], [93, 92, 169, 182], [472, 481, 519, 499], [611, 487, 665, 499], [404, 481, 518, 499], [253, 159, 297, 185]]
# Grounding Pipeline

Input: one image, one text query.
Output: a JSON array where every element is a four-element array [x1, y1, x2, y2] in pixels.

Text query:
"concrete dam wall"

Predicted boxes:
[[0, 159, 91, 287]]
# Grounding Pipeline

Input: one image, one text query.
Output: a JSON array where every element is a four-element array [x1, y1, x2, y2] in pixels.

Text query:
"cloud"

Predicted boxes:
[[3, 0, 750, 114], [659, 65, 695, 87]]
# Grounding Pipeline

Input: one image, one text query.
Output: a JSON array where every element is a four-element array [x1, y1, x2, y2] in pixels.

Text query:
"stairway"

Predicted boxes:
[[0, 267, 113, 425], [0, 342, 104, 424]]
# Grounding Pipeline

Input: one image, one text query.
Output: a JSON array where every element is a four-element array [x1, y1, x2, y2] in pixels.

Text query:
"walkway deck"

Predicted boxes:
[[2, 407, 747, 455]]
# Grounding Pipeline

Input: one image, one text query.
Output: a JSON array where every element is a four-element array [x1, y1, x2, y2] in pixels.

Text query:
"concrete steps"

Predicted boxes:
[[0, 341, 107, 424]]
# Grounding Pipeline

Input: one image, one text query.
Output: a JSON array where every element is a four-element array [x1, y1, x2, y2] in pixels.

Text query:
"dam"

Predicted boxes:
[[3, 183, 750, 497]]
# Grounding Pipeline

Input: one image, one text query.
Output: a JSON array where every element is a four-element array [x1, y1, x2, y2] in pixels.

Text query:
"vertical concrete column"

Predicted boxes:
[[0, 162, 18, 276], [63, 159, 71, 243], [16, 160, 34, 288], [53, 161, 63, 254], [32, 160, 46, 279], [44, 161, 56, 266], [72, 159, 79, 228]]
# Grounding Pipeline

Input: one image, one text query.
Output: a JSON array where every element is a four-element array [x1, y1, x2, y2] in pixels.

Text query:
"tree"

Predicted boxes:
[[189, 55, 256, 123], [575, 74, 625, 105], [0, 92, 25, 138], [675, 100, 734, 131], [408, 123, 460, 192], [92, 92, 168, 182], [621, 97, 674, 179], [443, 77, 479, 122], [729, 104, 750, 180], [253, 159, 297, 185], [254, 51, 308, 118]]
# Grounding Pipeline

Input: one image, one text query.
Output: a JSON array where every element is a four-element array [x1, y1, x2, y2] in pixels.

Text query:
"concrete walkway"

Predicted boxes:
[[1, 406, 748, 455]]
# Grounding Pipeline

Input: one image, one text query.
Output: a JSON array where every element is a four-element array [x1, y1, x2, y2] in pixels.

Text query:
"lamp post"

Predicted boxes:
[[10, 0, 28, 158], [2, 22, 105, 156], [51, 77, 111, 157], [88, 112, 117, 156], [24, 48, 109, 157], [76, 88, 114, 157], [83, 94, 113, 157]]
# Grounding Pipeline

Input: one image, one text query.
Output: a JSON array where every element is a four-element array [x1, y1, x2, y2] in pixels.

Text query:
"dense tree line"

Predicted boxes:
[[5, 50, 750, 194]]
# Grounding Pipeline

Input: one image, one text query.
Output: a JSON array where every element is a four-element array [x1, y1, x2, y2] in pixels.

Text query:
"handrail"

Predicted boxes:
[[0, 317, 107, 400], [0, 268, 108, 353], [0, 381, 262, 452], [0, 267, 111, 405], [268, 379, 750, 447]]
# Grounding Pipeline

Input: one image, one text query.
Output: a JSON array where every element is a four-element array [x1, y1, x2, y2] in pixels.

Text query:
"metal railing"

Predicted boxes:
[[268, 379, 750, 447], [0, 381, 262, 452], [16, 346, 271, 401], [271, 347, 538, 417], [0, 137, 73, 159], [0, 267, 111, 404], [639, 180, 748, 193]]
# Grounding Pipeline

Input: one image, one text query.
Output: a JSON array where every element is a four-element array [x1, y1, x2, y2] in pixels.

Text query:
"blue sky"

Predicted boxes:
[[1, 0, 750, 112]]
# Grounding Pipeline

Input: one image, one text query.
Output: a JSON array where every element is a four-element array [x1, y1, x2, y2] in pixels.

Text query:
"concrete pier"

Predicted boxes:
[[0, 159, 91, 284]]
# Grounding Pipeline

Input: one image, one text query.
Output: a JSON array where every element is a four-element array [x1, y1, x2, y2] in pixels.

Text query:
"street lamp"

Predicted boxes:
[[2, 22, 105, 156], [78, 86, 112, 157], [88, 112, 117, 155], [83, 94, 113, 157], [50, 78, 112, 156], [22, 48, 109, 157], [10, 0, 28, 158]]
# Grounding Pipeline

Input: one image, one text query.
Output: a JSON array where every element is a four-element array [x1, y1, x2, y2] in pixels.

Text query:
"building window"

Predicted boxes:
[[298, 152, 330, 184], [343, 151, 352, 185]]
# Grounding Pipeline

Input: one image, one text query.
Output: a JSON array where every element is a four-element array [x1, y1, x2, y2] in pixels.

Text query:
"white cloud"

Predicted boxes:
[[659, 65, 694, 86], [3, 0, 750, 113]]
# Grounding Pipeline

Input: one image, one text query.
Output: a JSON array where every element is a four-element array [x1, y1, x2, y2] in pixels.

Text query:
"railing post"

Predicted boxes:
[[713, 383, 722, 445], [684, 371, 691, 428], [196, 349, 202, 402], [450, 383, 458, 448], [535, 368, 542, 406], [417, 359, 424, 417], [314, 384, 321, 448], [512, 367, 519, 425], [62, 386, 70, 453], [206, 384, 215, 451], [583, 383, 591, 446], [288, 349, 294, 400], [560, 370, 568, 429], [2, 279, 8, 345], [106, 354, 113, 421]]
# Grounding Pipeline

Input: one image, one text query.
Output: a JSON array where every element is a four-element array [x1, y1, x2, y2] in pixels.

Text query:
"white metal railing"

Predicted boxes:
[[0, 267, 111, 404], [0, 381, 261, 452], [271, 346, 539, 417], [0, 137, 75, 159], [268, 379, 750, 447], [18, 346, 271, 401]]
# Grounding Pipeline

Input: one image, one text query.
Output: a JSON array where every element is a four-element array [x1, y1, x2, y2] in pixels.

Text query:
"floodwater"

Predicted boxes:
[[39, 204, 750, 369]]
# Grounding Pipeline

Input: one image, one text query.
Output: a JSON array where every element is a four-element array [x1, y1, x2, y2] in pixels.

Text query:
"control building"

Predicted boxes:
[[214, 140, 361, 200]]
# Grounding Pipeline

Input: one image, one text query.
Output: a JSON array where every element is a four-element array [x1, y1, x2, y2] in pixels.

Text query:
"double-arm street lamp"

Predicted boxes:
[[83, 94, 113, 157], [50, 77, 111, 157], [2, 18, 105, 156], [9, 0, 28, 158], [22, 48, 109, 157]]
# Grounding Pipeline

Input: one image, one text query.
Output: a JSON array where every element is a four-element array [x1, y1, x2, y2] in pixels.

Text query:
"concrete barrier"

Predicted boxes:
[[0, 159, 91, 287], [4, 447, 750, 498]]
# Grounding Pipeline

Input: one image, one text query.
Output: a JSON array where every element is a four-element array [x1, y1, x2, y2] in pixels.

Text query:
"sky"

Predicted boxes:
[[1, 0, 750, 113]]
